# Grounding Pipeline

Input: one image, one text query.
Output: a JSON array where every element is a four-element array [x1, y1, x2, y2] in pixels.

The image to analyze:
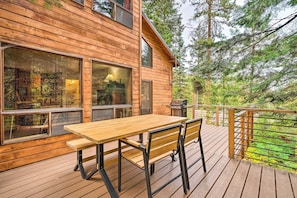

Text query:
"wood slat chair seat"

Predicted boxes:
[[118, 123, 188, 198]]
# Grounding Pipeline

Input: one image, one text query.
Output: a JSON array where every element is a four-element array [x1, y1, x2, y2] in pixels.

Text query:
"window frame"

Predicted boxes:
[[91, 60, 132, 121], [141, 80, 153, 115], [92, 0, 133, 28], [72, 0, 84, 6], [2, 44, 82, 110], [1, 108, 83, 145], [0, 42, 83, 145], [141, 38, 153, 68], [91, 60, 132, 107]]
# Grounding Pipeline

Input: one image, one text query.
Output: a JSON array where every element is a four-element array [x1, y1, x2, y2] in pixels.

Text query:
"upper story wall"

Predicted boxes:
[[0, 0, 142, 120], [0, 0, 141, 67], [141, 16, 175, 115]]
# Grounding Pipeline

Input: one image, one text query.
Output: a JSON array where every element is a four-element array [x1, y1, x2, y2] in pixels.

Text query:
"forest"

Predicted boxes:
[[143, 0, 297, 110], [142, 0, 297, 172]]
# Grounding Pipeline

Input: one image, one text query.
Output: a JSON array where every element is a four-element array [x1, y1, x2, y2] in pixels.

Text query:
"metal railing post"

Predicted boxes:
[[247, 110, 253, 147], [240, 113, 246, 159]]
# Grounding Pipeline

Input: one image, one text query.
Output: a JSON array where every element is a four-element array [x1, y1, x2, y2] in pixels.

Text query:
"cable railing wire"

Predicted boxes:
[[229, 108, 297, 173]]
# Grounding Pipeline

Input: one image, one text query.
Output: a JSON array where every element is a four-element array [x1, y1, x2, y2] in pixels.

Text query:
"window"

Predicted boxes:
[[2, 111, 82, 143], [1, 43, 82, 144], [3, 44, 81, 110], [92, 61, 132, 106], [141, 38, 152, 67], [92, 107, 132, 121], [92, 61, 132, 121], [72, 0, 84, 5], [93, 0, 133, 28], [141, 81, 152, 115]]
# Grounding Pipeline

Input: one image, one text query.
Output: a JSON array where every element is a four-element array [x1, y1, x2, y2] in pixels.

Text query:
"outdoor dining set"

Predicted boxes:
[[64, 114, 207, 198]]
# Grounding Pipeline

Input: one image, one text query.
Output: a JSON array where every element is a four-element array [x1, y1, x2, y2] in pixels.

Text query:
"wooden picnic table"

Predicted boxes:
[[64, 114, 188, 198]]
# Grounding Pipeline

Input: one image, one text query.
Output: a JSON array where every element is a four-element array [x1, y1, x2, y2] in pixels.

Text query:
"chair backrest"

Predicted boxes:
[[147, 123, 182, 163], [184, 118, 203, 146]]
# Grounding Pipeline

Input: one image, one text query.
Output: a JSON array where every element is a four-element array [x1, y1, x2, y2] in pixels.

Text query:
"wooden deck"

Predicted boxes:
[[0, 125, 296, 198]]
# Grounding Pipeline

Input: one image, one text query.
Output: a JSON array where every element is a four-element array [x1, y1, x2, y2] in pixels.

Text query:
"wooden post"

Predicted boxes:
[[228, 108, 235, 158]]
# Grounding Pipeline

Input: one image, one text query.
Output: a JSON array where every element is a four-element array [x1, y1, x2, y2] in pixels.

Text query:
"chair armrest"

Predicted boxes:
[[121, 138, 143, 148]]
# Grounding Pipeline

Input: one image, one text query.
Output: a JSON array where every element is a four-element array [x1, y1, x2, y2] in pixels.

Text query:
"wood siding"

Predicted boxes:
[[0, 0, 141, 120], [141, 18, 174, 115], [0, 0, 176, 171], [0, 133, 78, 172]]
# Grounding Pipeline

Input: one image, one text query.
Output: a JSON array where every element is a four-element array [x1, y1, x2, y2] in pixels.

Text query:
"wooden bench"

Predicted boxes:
[[66, 138, 131, 179], [66, 138, 96, 179]]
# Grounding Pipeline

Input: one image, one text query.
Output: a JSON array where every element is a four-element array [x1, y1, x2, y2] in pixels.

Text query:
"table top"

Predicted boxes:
[[64, 114, 188, 144]]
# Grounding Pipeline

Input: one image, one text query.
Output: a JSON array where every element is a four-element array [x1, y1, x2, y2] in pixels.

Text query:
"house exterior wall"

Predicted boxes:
[[141, 20, 173, 115], [0, 0, 174, 171]]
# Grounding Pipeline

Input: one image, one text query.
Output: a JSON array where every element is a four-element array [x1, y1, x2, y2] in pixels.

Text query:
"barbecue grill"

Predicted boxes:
[[170, 99, 187, 117]]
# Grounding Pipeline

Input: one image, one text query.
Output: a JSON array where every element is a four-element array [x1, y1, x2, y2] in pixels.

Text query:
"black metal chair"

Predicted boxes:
[[118, 123, 188, 198], [179, 118, 207, 190]]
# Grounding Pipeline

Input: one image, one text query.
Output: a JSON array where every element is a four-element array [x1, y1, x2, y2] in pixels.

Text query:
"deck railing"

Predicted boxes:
[[228, 108, 297, 173], [189, 104, 229, 126]]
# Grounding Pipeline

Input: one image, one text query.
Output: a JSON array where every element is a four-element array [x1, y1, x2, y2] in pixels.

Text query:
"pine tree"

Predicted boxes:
[[229, 0, 297, 108], [142, 0, 189, 100], [188, 0, 235, 106]]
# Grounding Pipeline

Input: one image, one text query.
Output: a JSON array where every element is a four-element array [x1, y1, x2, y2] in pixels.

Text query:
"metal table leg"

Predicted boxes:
[[86, 144, 118, 198]]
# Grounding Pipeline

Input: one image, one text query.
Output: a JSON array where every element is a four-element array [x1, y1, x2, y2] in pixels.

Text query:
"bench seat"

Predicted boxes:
[[66, 138, 96, 151], [66, 138, 131, 179], [66, 138, 96, 179]]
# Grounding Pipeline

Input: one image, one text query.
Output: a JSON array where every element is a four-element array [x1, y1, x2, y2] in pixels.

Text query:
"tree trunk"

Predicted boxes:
[[206, 0, 212, 124]]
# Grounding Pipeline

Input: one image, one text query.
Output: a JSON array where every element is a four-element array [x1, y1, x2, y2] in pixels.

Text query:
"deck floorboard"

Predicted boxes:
[[0, 124, 296, 198]]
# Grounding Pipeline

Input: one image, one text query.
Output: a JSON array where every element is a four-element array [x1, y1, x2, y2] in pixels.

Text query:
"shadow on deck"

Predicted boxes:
[[0, 125, 296, 197]]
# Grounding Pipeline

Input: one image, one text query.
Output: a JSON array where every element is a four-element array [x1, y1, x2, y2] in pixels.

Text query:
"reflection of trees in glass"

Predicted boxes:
[[3, 44, 81, 110], [116, 0, 131, 9], [73, 0, 84, 5], [92, 61, 131, 106], [141, 81, 152, 115], [116, 0, 123, 6], [93, 0, 132, 28], [93, 0, 114, 18], [116, 0, 131, 10], [141, 39, 152, 67], [3, 68, 16, 110]]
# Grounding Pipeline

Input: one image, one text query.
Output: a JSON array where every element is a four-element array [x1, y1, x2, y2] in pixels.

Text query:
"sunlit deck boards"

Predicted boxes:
[[0, 125, 296, 198]]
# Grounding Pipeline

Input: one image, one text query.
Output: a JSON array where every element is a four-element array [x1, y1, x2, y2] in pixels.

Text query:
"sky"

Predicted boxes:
[[180, 0, 295, 45], [180, 1, 196, 66], [180, 1, 195, 46], [180, 0, 245, 46]]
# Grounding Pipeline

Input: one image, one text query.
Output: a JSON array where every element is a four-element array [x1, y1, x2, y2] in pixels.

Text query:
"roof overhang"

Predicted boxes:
[[142, 12, 179, 67]]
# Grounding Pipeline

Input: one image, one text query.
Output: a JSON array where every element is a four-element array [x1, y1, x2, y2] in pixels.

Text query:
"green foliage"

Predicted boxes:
[[186, 0, 297, 110], [246, 114, 297, 173], [143, 0, 183, 48]]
